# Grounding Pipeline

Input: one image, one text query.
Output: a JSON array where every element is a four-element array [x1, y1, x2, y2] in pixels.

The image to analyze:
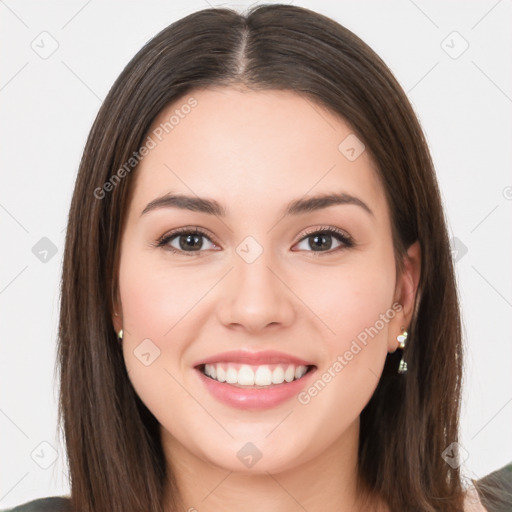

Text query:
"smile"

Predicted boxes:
[[200, 362, 312, 387], [193, 350, 317, 409]]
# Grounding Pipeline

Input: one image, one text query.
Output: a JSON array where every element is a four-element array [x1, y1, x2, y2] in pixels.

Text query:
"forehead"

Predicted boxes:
[[129, 87, 387, 220]]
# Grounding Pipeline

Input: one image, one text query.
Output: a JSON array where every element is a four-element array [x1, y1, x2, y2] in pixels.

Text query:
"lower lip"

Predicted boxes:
[[195, 367, 316, 410]]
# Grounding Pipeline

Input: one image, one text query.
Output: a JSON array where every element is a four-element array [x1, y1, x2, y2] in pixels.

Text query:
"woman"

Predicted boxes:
[[4, 4, 506, 511]]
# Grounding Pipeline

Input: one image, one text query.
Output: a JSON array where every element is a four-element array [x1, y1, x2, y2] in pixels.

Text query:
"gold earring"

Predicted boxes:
[[397, 328, 408, 374], [117, 328, 123, 342]]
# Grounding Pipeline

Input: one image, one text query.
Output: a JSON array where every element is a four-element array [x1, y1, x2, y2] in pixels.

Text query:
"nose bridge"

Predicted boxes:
[[217, 234, 295, 331]]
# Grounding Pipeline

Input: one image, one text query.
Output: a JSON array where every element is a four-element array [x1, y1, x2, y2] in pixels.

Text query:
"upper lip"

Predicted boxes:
[[193, 350, 316, 367]]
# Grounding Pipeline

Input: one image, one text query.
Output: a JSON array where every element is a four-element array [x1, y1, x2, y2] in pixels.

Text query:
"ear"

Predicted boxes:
[[387, 241, 421, 353]]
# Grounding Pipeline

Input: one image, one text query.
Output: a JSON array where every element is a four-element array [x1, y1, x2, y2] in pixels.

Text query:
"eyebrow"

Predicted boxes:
[[140, 191, 373, 218]]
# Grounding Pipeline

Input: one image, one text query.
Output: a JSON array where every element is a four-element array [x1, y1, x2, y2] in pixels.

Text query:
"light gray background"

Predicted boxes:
[[1, 0, 511, 506]]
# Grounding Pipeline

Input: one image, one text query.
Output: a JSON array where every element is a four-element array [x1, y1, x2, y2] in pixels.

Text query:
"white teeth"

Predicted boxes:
[[216, 365, 226, 382], [254, 365, 272, 386], [225, 367, 238, 384], [272, 366, 285, 384], [238, 365, 255, 386], [202, 363, 310, 386], [284, 365, 295, 382], [295, 366, 307, 379]]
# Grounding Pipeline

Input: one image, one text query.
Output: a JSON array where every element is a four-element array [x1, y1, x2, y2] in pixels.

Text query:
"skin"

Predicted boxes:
[[113, 86, 421, 512]]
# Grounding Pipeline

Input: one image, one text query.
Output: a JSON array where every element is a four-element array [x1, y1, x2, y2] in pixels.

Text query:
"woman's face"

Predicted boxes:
[[114, 86, 418, 474]]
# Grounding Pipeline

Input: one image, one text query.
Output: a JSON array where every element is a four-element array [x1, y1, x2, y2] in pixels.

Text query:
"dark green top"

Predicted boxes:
[[0, 497, 71, 512]]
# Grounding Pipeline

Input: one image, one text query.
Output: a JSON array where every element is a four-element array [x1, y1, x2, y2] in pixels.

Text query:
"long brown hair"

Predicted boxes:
[[58, 4, 464, 511]]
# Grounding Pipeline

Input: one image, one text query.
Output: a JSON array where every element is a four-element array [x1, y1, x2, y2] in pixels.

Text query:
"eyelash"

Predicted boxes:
[[155, 225, 354, 257]]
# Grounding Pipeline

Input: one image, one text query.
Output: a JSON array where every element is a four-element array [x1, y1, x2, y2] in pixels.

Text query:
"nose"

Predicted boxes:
[[216, 246, 296, 334]]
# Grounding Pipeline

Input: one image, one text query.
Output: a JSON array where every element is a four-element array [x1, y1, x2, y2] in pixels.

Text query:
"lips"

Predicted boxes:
[[193, 349, 316, 368], [193, 350, 317, 409], [193, 350, 316, 386]]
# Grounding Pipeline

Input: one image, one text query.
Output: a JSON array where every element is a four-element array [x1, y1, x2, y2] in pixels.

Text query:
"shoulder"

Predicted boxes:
[[0, 497, 71, 512], [463, 485, 488, 512]]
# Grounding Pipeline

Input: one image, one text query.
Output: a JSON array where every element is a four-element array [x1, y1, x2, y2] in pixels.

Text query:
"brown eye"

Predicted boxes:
[[294, 227, 353, 253], [174, 233, 206, 251], [157, 228, 217, 255]]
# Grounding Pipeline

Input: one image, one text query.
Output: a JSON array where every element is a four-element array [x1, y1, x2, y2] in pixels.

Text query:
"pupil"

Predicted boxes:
[[311, 234, 331, 251], [180, 234, 202, 251]]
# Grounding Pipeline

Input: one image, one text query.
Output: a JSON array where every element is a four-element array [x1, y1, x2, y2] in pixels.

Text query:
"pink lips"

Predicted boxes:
[[193, 350, 317, 410], [193, 349, 315, 367]]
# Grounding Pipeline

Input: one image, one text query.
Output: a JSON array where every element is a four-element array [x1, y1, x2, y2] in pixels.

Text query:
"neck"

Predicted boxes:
[[161, 418, 387, 512]]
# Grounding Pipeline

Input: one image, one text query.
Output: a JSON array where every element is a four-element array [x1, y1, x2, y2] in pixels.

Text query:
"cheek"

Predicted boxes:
[[333, 268, 395, 351], [292, 250, 396, 402], [295, 252, 396, 349], [117, 246, 204, 342], [116, 248, 194, 402]]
